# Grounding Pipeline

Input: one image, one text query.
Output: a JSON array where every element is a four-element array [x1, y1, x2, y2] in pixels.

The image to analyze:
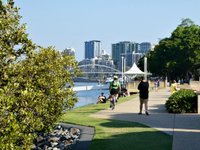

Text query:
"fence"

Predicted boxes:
[[126, 80, 166, 94]]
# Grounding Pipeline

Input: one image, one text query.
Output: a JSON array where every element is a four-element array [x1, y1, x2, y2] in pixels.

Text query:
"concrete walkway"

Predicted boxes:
[[90, 88, 200, 150]]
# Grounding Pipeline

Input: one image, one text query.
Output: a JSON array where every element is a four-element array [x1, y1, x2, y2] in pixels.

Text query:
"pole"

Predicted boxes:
[[144, 57, 147, 80], [132, 51, 135, 64], [124, 58, 126, 72], [122, 56, 124, 85]]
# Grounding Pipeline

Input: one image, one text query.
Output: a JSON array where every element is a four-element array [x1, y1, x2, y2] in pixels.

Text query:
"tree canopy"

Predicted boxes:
[[138, 18, 200, 81]]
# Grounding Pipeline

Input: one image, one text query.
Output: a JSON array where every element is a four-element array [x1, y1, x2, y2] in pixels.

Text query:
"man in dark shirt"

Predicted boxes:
[[137, 77, 149, 115]]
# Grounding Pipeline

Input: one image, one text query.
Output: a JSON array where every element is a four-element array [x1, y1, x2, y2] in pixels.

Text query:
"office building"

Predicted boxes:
[[112, 41, 140, 71], [85, 40, 101, 59], [140, 42, 151, 54]]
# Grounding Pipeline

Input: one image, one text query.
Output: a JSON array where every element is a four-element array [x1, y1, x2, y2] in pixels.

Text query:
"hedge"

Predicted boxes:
[[165, 89, 197, 113]]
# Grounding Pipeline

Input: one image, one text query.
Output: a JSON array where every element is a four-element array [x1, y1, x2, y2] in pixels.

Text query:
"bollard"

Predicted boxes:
[[198, 94, 200, 114]]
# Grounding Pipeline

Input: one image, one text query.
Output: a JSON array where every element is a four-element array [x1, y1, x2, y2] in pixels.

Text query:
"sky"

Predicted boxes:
[[13, 0, 200, 61]]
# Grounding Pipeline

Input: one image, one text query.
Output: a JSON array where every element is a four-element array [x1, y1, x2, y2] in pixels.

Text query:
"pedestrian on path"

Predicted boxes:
[[154, 80, 159, 91], [109, 75, 121, 101], [171, 80, 178, 94], [137, 77, 149, 115]]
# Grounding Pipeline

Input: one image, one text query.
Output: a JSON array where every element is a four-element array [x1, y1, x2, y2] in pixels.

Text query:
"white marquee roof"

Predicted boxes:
[[124, 63, 145, 75]]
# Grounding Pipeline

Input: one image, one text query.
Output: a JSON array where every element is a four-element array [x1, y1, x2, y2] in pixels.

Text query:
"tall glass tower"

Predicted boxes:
[[85, 40, 101, 59], [140, 42, 151, 54], [112, 41, 139, 71]]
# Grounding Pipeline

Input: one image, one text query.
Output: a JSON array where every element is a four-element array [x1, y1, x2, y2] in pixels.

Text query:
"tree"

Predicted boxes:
[[0, 1, 79, 149], [0, 0, 36, 85], [144, 18, 200, 80]]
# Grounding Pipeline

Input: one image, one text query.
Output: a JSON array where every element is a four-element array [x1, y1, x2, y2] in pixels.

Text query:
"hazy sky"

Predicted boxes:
[[14, 0, 200, 61]]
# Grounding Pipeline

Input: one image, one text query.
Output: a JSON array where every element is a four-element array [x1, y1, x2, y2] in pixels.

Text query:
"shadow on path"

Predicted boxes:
[[91, 88, 200, 150]]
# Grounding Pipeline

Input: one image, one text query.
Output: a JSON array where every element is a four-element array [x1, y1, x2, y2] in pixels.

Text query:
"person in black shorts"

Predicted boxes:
[[109, 76, 121, 100], [137, 77, 149, 115]]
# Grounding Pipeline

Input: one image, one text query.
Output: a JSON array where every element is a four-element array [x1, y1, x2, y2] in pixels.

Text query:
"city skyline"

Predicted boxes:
[[14, 0, 200, 61]]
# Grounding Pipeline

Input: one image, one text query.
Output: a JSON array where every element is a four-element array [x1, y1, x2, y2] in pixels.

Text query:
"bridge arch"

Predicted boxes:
[[78, 64, 121, 74]]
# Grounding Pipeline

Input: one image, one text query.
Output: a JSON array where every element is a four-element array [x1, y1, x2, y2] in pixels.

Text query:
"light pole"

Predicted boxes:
[[122, 56, 124, 85], [132, 51, 135, 65], [144, 57, 147, 80]]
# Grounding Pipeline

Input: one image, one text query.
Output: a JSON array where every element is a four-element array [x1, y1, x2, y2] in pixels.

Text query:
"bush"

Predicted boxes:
[[0, 47, 79, 150], [0, 1, 79, 149], [165, 89, 197, 113]]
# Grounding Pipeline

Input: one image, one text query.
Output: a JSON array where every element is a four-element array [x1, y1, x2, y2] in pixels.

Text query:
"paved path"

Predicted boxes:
[[90, 88, 200, 150]]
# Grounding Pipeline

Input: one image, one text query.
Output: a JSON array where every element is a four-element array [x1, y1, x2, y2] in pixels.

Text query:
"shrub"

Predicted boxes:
[[0, 1, 79, 149], [165, 89, 197, 113], [0, 47, 79, 150]]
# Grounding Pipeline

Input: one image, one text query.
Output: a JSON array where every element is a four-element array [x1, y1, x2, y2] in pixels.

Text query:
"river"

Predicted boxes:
[[74, 82, 110, 108]]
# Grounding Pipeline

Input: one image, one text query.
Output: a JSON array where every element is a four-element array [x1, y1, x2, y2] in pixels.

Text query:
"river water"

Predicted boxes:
[[74, 82, 110, 108]]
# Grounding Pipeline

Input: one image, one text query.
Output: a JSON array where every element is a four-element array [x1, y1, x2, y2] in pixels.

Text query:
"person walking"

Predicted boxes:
[[154, 80, 159, 91], [137, 77, 149, 115], [171, 80, 178, 94]]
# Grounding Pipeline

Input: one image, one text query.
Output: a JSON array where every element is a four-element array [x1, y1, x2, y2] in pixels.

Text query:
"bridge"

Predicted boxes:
[[77, 64, 122, 80], [78, 64, 122, 74]]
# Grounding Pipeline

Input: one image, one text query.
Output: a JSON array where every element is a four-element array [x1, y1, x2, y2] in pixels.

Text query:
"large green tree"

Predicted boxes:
[[139, 18, 200, 81], [0, 1, 79, 149]]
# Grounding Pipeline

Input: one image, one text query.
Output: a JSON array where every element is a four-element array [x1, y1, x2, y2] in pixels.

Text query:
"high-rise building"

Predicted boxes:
[[112, 41, 139, 71], [85, 40, 101, 59], [140, 42, 151, 54]]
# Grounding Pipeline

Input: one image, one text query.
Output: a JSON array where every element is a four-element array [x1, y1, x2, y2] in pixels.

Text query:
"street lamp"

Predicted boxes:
[[144, 57, 147, 80], [132, 51, 135, 65], [122, 56, 124, 85]]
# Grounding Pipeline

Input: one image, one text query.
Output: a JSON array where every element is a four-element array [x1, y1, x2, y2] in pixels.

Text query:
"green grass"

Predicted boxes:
[[60, 95, 172, 150]]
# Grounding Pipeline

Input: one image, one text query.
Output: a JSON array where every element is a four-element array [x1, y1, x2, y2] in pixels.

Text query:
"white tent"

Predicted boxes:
[[124, 63, 145, 75]]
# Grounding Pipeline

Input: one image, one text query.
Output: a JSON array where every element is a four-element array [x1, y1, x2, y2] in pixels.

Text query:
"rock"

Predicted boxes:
[[64, 140, 73, 146], [36, 135, 44, 143], [33, 125, 81, 150], [48, 137, 60, 142], [56, 125, 62, 130], [59, 136, 67, 142], [69, 127, 80, 135], [50, 142, 58, 147]]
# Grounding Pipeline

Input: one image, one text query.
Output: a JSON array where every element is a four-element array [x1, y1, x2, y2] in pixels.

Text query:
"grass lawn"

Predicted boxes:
[[61, 95, 172, 150]]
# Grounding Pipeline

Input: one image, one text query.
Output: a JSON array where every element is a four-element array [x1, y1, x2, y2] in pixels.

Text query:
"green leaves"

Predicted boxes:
[[0, 1, 79, 149], [165, 89, 197, 113], [145, 18, 200, 80]]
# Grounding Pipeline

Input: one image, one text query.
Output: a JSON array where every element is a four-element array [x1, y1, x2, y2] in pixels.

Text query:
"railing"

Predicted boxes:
[[126, 81, 166, 93]]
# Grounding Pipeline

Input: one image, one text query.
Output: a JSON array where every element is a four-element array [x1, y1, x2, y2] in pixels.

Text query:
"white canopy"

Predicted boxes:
[[124, 63, 145, 75]]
